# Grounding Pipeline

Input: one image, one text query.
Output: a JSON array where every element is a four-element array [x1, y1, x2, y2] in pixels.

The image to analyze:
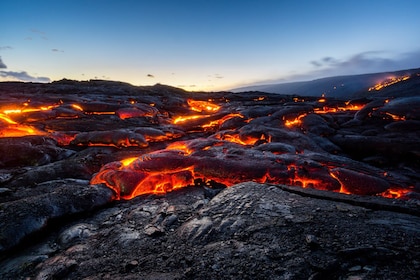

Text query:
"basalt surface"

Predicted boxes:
[[0, 80, 419, 279]]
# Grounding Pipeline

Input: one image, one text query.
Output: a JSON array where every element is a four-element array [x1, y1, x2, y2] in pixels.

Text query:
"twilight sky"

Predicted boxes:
[[1, 0, 420, 91]]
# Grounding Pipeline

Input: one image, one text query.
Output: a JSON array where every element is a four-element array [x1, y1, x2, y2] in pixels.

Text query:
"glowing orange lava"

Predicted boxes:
[[368, 75, 410, 91], [0, 104, 57, 137], [380, 188, 412, 199], [284, 114, 307, 127], [173, 115, 209, 124], [187, 99, 220, 112]]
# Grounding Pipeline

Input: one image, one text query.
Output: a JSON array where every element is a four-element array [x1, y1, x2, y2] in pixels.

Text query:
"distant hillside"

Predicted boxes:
[[232, 68, 420, 99]]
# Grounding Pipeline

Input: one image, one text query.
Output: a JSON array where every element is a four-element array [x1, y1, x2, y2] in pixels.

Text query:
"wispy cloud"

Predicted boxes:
[[239, 50, 420, 88], [0, 56, 50, 82], [280, 50, 420, 83], [0, 46, 13, 50], [0, 71, 50, 82], [207, 74, 224, 81], [30, 28, 48, 40], [147, 74, 155, 78], [31, 28, 45, 35], [310, 56, 338, 67], [51, 48, 64, 53], [305, 51, 420, 79], [0, 57, 7, 69]]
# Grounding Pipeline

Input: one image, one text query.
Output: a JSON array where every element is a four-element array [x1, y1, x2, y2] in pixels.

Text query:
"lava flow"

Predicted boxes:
[[90, 97, 416, 200], [0, 103, 53, 137], [368, 75, 410, 91], [1, 80, 418, 201]]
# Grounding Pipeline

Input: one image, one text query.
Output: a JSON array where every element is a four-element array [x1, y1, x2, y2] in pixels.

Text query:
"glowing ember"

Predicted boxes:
[[121, 157, 138, 167], [187, 99, 221, 112], [173, 115, 209, 124], [314, 101, 364, 114], [385, 112, 406, 121], [284, 114, 307, 127], [71, 104, 84, 111], [380, 188, 413, 199], [368, 75, 410, 91], [215, 134, 260, 145], [0, 104, 55, 137], [166, 141, 193, 155], [172, 99, 222, 125], [202, 113, 246, 129], [0, 124, 47, 137]]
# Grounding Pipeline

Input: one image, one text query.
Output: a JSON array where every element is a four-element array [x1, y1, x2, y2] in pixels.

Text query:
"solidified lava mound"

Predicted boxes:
[[0, 79, 419, 279]]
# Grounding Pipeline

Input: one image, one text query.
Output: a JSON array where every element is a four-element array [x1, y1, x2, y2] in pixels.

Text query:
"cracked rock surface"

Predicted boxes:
[[1, 182, 419, 279]]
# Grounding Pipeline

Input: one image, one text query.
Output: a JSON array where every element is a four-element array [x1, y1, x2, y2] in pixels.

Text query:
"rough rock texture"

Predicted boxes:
[[0, 180, 114, 252], [0, 80, 419, 279], [1, 182, 419, 279]]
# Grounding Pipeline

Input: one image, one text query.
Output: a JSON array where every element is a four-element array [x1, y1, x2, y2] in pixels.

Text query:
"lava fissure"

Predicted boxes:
[[0, 80, 419, 201]]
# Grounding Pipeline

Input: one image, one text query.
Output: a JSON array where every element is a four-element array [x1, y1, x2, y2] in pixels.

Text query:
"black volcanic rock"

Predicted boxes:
[[0, 79, 419, 279], [0, 180, 113, 253], [1, 183, 418, 279]]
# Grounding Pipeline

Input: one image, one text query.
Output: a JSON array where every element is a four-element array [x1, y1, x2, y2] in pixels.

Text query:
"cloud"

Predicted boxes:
[[0, 56, 50, 82], [311, 56, 345, 68], [207, 74, 224, 81], [310, 61, 322, 67], [243, 50, 420, 88], [31, 29, 48, 40], [31, 28, 46, 35], [0, 46, 12, 50], [147, 74, 155, 78], [0, 70, 50, 82], [25, 29, 48, 40], [322, 57, 336, 63], [0, 57, 7, 69], [51, 49, 64, 52], [296, 50, 420, 81]]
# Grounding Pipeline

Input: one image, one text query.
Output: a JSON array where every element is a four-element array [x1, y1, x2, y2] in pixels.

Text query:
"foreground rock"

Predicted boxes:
[[0, 80, 419, 279], [0, 180, 114, 253], [1, 182, 419, 279]]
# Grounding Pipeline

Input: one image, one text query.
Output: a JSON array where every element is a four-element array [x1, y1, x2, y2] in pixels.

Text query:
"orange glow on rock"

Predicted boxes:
[[201, 113, 245, 129], [0, 104, 58, 137], [0, 125, 47, 137], [166, 141, 193, 155], [385, 112, 406, 121], [121, 157, 138, 167], [380, 188, 412, 199], [314, 102, 363, 114], [284, 114, 307, 127], [187, 99, 220, 112], [215, 133, 262, 146], [173, 115, 208, 124], [368, 75, 410, 91], [71, 104, 84, 111]]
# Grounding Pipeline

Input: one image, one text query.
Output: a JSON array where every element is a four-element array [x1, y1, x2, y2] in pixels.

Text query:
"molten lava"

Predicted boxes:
[[1, 84, 417, 201], [187, 99, 221, 112], [284, 114, 307, 127], [92, 139, 382, 200], [0, 104, 55, 137], [368, 75, 410, 91]]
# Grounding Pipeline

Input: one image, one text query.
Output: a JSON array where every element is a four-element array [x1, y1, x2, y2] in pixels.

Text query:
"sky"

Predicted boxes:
[[1, 0, 420, 91]]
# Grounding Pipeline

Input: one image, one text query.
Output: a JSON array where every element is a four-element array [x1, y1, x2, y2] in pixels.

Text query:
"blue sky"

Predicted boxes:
[[1, 0, 420, 91]]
